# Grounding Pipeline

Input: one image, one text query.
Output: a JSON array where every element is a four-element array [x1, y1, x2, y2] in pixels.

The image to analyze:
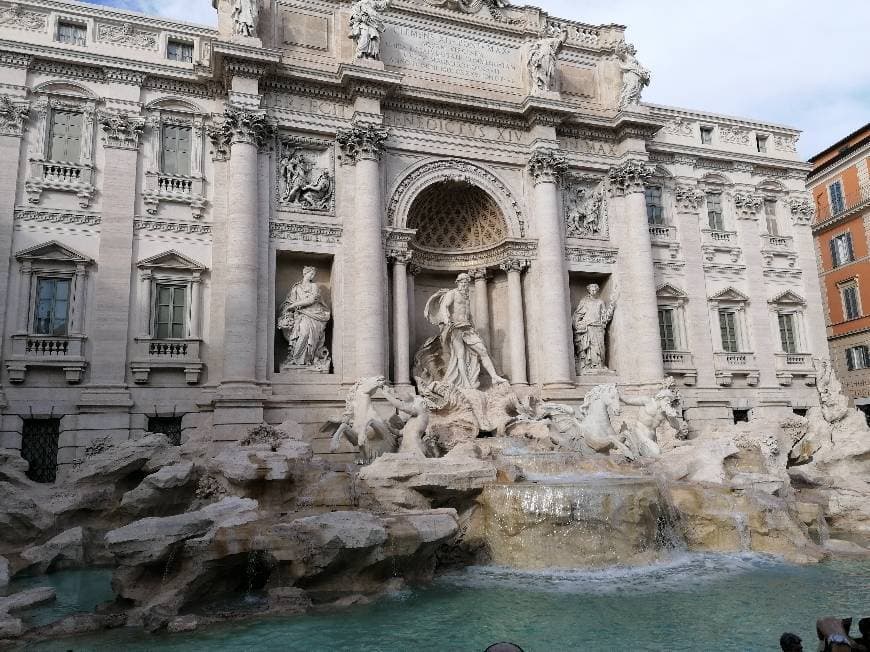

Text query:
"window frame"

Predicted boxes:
[[658, 307, 678, 351], [709, 288, 752, 354], [829, 180, 846, 215], [55, 19, 87, 47], [153, 282, 188, 340], [756, 134, 768, 153], [839, 280, 862, 322], [718, 309, 740, 353], [777, 312, 798, 354], [830, 231, 855, 268], [645, 185, 665, 226], [166, 39, 194, 64], [763, 198, 779, 236], [706, 192, 725, 231], [160, 122, 193, 177], [33, 275, 73, 337], [700, 126, 714, 145], [846, 345, 870, 371]]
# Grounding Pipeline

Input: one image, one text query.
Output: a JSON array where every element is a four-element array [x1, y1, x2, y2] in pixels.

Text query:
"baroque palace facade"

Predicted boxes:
[[0, 0, 825, 467]]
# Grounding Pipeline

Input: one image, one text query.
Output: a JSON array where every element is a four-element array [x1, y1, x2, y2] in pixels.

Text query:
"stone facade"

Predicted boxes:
[[0, 0, 824, 466]]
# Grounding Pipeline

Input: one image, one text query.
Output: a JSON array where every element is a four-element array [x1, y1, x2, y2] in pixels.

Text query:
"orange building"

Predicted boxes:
[[809, 123, 870, 414]]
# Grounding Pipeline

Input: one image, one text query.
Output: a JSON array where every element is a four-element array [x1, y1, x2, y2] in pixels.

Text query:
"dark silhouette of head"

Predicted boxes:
[[780, 632, 803, 652], [860, 618, 870, 638], [484, 644, 525, 652]]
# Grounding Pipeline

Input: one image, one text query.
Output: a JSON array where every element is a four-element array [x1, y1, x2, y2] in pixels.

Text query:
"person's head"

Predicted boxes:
[[587, 283, 599, 297], [302, 266, 317, 281], [484, 644, 524, 652], [456, 273, 471, 293], [780, 632, 803, 652], [860, 618, 870, 638]]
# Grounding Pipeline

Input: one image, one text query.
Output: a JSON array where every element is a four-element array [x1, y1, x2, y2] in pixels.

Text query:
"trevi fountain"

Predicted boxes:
[[0, 0, 868, 649]]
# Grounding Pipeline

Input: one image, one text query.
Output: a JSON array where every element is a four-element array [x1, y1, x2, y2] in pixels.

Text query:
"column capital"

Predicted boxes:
[[100, 112, 145, 150], [788, 196, 815, 226], [469, 268, 490, 282], [607, 159, 655, 197], [408, 263, 424, 277], [337, 123, 390, 164], [733, 190, 763, 219], [0, 95, 29, 137], [528, 148, 568, 186], [500, 258, 530, 274], [674, 184, 706, 213], [387, 249, 412, 265], [209, 108, 274, 158]]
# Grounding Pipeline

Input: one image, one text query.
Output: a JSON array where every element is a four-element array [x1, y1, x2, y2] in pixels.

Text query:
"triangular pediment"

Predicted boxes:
[[709, 286, 750, 302], [15, 240, 92, 264], [769, 290, 806, 305], [137, 250, 205, 271], [656, 283, 688, 299]]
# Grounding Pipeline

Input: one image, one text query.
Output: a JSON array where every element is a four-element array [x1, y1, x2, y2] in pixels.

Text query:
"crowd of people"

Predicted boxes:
[[781, 617, 869, 652]]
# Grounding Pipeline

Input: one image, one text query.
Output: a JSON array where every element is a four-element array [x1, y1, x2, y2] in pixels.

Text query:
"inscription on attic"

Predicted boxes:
[[381, 24, 520, 86]]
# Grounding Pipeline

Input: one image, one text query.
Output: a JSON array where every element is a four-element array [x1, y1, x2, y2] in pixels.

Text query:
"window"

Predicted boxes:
[[707, 193, 724, 231], [167, 40, 194, 63], [829, 181, 846, 215], [846, 345, 869, 371], [148, 416, 183, 446], [764, 199, 779, 236], [48, 110, 83, 162], [841, 283, 861, 321], [830, 232, 854, 268], [645, 186, 665, 225], [658, 308, 677, 351], [700, 126, 713, 145], [719, 309, 739, 352], [161, 124, 192, 176], [33, 277, 71, 336], [777, 313, 798, 353], [21, 419, 61, 484], [732, 409, 750, 424], [56, 20, 86, 46], [756, 135, 768, 153], [155, 284, 187, 339]]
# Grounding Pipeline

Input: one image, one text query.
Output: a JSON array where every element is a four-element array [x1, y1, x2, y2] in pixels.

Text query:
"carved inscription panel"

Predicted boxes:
[[381, 24, 521, 87], [383, 110, 529, 145]]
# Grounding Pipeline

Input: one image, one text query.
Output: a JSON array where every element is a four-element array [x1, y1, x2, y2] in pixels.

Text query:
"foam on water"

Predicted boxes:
[[438, 552, 782, 595]]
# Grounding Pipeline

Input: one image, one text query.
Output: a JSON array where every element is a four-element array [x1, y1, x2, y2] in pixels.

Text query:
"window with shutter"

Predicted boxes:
[[161, 124, 192, 176], [658, 308, 677, 351], [764, 199, 779, 235], [719, 309, 739, 352], [167, 40, 194, 63], [49, 110, 83, 162], [154, 284, 187, 339], [841, 284, 861, 321], [829, 181, 846, 215], [777, 313, 797, 354], [707, 193, 724, 231]]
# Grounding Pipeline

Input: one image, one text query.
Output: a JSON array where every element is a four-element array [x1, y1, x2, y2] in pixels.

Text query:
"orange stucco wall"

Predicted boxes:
[[818, 214, 870, 335], [814, 164, 861, 222]]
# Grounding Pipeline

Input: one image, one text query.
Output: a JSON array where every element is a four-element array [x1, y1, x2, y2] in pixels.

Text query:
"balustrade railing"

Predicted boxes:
[[714, 352, 757, 370], [702, 229, 737, 245], [149, 340, 189, 357], [25, 338, 70, 356], [662, 351, 693, 368], [648, 225, 676, 241], [42, 161, 84, 183], [157, 175, 194, 195], [775, 352, 813, 370]]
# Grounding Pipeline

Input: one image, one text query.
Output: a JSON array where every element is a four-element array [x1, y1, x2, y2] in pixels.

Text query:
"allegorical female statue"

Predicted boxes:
[[349, 0, 390, 60], [573, 283, 617, 373], [278, 267, 332, 372], [528, 27, 566, 92], [617, 42, 651, 110], [231, 0, 259, 38]]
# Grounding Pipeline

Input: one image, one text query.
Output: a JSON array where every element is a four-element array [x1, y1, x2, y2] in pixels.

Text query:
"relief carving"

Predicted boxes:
[[0, 95, 29, 137], [278, 143, 334, 212], [564, 179, 607, 239], [674, 185, 705, 212], [420, 0, 516, 22], [663, 117, 694, 137], [719, 125, 750, 146], [788, 196, 815, 225], [0, 2, 46, 30], [100, 112, 145, 150], [97, 22, 157, 49], [774, 134, 798, 153]]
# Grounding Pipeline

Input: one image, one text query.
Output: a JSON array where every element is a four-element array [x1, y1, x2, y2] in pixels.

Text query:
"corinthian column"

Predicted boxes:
[[217, 109, 273, 387], [389, 250, 412, 387], [501, 259, 529, 386], [609, 160, 664, 385], [528, 149, 574, 387], [337, 123, 390, 378], [469, 268, 491, 349]]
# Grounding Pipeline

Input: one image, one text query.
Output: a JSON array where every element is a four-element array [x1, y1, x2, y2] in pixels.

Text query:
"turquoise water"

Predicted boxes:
[[25, 555, 870, 651]]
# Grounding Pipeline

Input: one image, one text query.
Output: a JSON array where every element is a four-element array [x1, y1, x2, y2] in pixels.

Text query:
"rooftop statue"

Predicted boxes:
[[349, 0, 390, 60], [231, 0, 259, 38], [617, 42, 650, 110], [528, 26, 567, 92], [415, 273, 508, 389]]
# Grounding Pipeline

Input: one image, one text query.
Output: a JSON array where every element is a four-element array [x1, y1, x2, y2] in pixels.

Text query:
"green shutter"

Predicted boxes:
[[50, 110, 83, 162], [162, 125, 192, 176], [154, 284, 187, 339]]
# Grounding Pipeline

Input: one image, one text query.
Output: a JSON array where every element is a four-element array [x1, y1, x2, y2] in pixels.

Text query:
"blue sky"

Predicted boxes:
[[80, 0, 868, 159]]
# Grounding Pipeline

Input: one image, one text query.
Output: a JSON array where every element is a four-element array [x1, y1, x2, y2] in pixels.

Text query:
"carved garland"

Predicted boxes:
[[788, 196, 815, 225], [527, 149, 568, 186], [674, 184, 705, 212], [387, 159, 526, 238], [100, 112, 145, 150], [0, 95, 29, 137]]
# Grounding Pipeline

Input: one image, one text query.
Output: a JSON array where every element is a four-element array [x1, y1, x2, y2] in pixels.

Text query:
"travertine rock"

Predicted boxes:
[[120, 462, 195, 516], [167, 615, 199, 633], [63, 434, 173, 484], [20, 526, 85, 573], [0, 586, 56, 613], [0, 615, 22, 638], [209, 440, 312, 484], [0, 481, 53, 546], [0, 556, 8, 591]]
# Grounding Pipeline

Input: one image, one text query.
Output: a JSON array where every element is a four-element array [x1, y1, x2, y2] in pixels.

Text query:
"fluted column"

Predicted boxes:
[[16, 261, 31, 334], [189, 273, 202, 340], [136, 270, 152, 339], [390, 251, 412, 386], [69, 263, 87, 336], [470, 268, 491, 349], [609, 160, 665, 385], [216, 109, 272, 387], [337, 123, 390, 378], [528, 149, 574, 387], [501, 259, 529, 386]]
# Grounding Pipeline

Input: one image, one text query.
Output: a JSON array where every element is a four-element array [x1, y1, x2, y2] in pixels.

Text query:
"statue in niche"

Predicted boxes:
[[231, 0, 259, 38], [573, 283, 617, 373], [566, 184, 606, 238], [278, 266, 332, 372], [415, 273, 508, 390], [617, 42, 650, 110], [349, 0, 390, 60], [528, 26, 567, 92], [618, 377, 689, 459], [279, 149, 333, 210]]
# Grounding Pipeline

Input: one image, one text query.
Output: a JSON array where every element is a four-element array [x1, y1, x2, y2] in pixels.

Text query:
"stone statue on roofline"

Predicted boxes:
[[349, 0, 390, 60], [231, 0, 259, 38], [528, 25, 567, 93], [617, 42, 650, 110]]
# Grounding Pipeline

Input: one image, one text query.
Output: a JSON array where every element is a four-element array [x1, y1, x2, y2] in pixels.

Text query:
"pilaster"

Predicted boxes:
[[500, 258, 530, 386]]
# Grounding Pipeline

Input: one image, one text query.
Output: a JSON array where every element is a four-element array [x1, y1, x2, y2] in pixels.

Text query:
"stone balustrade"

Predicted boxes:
[[662, 351, 696, 385], [143, 172, 206, 219], [648, 224, 676, 241], [714, 351, 759, 387], [25, 160, 95, 208], [131, 338, 203, 385], [6, 334, 87, 384], [701, 229, 737, 246], [763, 234, 794, 250]]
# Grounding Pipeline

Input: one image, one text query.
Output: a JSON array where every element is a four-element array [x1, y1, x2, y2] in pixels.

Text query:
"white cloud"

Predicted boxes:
[[81, 0, 869, 158]]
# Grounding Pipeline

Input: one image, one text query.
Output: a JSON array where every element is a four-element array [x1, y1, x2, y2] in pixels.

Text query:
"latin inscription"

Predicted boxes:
[[384, 111, 527, 144], [560, 135, 617, 157], [381, 25, 520, 87], [270, 94, 350, 120]]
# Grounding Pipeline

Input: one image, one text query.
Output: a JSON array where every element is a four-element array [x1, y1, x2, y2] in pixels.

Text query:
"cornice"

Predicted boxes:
[[647, 103, 801, 135], [807, 141, 870, 186], [647, 142, 811, 175]]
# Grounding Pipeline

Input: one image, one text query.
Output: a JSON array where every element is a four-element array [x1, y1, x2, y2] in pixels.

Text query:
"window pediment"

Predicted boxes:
[[709, 286, 749, 303], [15, 240, 92, 265], [769, 290, 806, 306], [656, 283, 688, 300], [137, 250, 205, 272]]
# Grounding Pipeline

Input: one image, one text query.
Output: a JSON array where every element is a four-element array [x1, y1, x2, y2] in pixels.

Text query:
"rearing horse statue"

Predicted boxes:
[[323, 376, 398, 464]]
